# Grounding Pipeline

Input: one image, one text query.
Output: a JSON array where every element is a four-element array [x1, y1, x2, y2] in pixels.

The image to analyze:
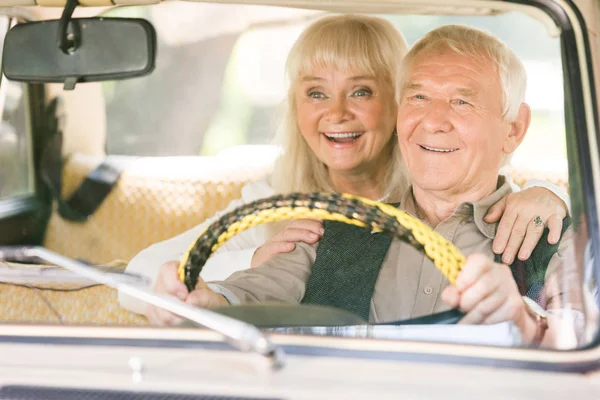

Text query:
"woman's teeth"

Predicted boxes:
[[419, 144, 458, 153], [324, 132, 363, 143]]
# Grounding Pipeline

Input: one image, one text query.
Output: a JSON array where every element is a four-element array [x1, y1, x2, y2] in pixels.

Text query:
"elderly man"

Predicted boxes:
[[166, 25, 579, 348]]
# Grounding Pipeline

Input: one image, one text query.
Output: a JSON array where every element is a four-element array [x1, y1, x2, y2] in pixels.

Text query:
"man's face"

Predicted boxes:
[[396, 49, 517, 196]]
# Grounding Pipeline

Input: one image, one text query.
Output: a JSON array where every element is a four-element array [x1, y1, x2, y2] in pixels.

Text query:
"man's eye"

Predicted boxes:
[[308, 91, 326, 99], [454, 99, 470, 106], [411, 94, 426, 100]]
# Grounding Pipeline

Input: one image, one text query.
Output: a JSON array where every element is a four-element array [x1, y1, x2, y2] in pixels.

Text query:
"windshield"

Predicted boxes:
[[0, 1, 598, 355]]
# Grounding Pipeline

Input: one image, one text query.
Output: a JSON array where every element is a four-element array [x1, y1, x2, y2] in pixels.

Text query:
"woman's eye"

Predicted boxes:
[[353, 88, 372, 97], [308, 91, 326, 99]]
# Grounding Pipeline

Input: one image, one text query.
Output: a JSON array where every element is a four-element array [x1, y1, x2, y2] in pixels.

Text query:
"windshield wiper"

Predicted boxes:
[[0, 246, 285, 369]]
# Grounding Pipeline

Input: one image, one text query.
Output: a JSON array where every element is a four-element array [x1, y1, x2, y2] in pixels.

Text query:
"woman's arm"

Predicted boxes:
[[486, 179, 569, 265]]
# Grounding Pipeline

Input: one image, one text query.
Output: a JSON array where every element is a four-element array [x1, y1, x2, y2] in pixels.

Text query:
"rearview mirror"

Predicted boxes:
[[2, 18, 156, 90]]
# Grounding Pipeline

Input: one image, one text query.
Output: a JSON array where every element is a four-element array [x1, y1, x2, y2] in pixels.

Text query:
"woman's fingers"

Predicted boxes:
[[484, 195, 507, 224], [280, 227, 322, 244], [285, 219, 324, 235], [251, 241, 295, 267], [251, 220, 325, 267], [547, 214, 564, 244], [498, 214, 529, 265], [516, 216, 546, 261], [492, 201, 517, 257]]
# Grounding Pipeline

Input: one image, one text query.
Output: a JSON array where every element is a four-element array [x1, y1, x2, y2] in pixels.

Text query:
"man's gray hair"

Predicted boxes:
[[397, 24, 527, 121]]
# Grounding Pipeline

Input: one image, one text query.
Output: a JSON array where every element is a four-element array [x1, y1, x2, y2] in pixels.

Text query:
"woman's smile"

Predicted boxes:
[[321, 131, 365, 147]]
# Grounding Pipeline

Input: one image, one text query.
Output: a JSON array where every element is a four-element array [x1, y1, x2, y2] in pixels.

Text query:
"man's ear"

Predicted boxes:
[[503, 103, 531, 154]]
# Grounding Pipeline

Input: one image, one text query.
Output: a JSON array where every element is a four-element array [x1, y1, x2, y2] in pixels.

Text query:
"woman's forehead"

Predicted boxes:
[[297, 64, 389, 83]]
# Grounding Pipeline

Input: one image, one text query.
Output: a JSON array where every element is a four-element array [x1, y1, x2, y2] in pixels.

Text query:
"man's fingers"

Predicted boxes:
[[186, 289, 227, 309], [499, 214, 529, 265], [547, 214, 563, 244], [155, 261, 188, 299], [146, 303, 183, 326], [441, 286, 460, 308], [484, 196, 507, 223], [480, 296, 523, 325], [455, 254, 493, 291], [517, 217, 546, 261], [457, 272, 501, 312], [458, 288, 504, 325]]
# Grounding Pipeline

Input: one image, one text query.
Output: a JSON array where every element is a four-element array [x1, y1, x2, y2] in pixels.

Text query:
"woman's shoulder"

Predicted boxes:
[[241, 176, 276, 201]]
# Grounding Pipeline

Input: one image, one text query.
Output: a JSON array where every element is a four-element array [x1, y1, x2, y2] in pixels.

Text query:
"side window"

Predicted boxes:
[[0, 17, 34, 201]]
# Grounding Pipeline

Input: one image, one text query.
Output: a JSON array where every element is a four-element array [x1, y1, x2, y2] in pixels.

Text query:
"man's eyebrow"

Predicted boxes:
[[456, 88, 478, 98], [404, 83, 422, 91]]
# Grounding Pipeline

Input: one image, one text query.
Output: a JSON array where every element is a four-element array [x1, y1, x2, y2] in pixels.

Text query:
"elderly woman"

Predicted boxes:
[[120, 15, 570, 327]]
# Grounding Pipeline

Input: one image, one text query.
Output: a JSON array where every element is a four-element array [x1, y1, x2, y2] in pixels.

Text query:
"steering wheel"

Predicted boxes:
[[177, 192, 467, 326]]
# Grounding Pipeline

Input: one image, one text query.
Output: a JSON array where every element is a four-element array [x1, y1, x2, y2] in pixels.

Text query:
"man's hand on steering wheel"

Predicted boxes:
[[441, 253, 539, 344], [145, 261, 227, 326]]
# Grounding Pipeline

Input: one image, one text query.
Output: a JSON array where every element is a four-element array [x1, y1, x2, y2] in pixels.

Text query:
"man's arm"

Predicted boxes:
[[209, 241, 318, 305]]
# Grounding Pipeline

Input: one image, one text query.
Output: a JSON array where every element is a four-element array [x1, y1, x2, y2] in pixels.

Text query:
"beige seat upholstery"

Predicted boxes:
[[44, 149, 277, 265]]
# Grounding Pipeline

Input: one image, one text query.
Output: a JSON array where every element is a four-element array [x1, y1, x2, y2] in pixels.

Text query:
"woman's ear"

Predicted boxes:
[[503, 103, 531, 154]]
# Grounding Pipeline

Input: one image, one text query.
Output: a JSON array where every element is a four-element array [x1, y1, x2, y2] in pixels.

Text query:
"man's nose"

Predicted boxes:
[[422, 100, 452, 133], [325, 96, 352, 123]]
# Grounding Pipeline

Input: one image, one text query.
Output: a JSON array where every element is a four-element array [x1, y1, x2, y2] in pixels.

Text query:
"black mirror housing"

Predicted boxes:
[[2, 17, 157, 90]]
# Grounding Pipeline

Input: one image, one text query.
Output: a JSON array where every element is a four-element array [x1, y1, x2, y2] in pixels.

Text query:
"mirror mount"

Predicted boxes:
[[57, 0, 79, 56], [57, 0, 80, 89]]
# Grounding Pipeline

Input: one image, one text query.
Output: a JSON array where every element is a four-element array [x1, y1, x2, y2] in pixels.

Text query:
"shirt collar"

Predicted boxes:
[[399, 175, 513, 239]]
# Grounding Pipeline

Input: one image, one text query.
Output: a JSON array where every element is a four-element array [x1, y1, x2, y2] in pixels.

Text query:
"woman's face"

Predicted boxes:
[[295, 68, 397, 177]]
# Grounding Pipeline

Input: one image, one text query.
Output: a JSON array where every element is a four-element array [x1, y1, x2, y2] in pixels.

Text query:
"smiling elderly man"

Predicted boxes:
[[167, 25, 580, 348]]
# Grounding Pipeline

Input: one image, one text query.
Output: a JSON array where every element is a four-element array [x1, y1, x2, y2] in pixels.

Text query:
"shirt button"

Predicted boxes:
[[424, 286, 433, 295]]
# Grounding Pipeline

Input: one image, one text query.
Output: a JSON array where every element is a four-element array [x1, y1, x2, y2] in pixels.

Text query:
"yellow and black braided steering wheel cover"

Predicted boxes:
[[178, 192, 466, 292]]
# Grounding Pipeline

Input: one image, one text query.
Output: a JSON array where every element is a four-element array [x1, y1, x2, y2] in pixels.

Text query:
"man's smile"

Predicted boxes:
[[418, 144, 459, 153]]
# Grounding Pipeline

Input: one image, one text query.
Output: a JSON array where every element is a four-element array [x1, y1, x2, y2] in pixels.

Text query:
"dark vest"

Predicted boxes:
[[300, 220, 393, 321], [497, 217, 571, 303], [301, 214, 571, 319]]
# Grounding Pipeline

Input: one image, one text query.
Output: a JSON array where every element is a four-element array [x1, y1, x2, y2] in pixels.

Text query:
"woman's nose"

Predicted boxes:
[[422, 100, 453, 133], [324, 97, 352, 123]]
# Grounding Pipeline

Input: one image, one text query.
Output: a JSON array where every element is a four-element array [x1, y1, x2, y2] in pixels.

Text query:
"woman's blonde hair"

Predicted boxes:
[[271, 14, 410, 199]]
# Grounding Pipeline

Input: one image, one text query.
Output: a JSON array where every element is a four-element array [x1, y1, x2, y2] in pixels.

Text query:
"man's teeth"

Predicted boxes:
[[324, 132, 363, 139], [420, 145, 458, 153]]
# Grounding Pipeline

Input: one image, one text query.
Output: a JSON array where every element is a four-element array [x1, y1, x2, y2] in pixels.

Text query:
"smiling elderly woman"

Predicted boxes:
[[120, 16, 571, 329]]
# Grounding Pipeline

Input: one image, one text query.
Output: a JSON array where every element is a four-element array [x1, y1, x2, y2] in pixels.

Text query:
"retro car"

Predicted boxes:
[[0, 0, 598, 398]]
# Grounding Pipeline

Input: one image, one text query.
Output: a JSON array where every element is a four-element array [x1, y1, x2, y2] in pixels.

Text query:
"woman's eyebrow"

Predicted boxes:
[[348, 75, 377, 82], [301, 76, 325, 82]]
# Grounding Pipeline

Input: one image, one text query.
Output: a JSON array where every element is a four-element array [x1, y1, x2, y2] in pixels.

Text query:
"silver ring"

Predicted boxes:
[[533, 215, 544, 227]]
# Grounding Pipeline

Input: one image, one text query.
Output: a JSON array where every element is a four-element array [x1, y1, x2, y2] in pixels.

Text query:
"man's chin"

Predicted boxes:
[[411, 177, 458, 193]]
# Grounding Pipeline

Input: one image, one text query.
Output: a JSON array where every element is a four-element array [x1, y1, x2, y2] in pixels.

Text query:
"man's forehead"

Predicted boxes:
[[404, 50, 497, 92], [404, 81, 479, 96]]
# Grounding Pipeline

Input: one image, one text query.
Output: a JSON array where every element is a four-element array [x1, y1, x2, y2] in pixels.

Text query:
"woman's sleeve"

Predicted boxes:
[[520, 178, 571, 214], [118, 180, 272, 313]]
